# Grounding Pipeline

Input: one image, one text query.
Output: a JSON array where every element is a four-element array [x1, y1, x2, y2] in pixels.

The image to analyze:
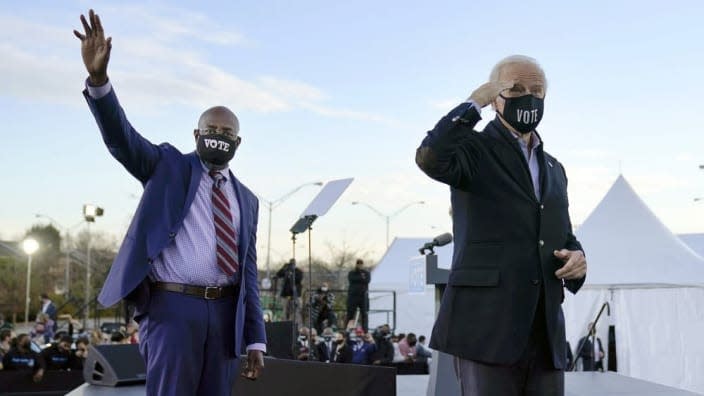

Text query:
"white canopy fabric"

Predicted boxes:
[[575, 175, 704, 287], [678, 233, 704, 258], [564, 175, 704, 394], [369, 237, 453, 338]]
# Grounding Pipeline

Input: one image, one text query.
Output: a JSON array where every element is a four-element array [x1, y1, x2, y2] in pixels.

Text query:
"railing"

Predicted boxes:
[[259, 288, 397, 331]]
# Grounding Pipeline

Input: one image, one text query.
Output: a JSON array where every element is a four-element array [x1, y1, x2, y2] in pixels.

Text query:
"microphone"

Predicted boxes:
[[433, 233, 453, 246], [419, 233, 453, 254]]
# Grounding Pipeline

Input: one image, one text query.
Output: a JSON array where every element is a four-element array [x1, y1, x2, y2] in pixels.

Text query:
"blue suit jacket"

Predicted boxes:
[[84, 87, 266, 356]]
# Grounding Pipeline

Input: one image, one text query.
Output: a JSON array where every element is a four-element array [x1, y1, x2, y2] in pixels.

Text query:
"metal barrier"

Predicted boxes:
[[259, 288, 397, 331]]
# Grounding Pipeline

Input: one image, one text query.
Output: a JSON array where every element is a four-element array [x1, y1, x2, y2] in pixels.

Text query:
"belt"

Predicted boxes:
[[151, 282, 238, 300]]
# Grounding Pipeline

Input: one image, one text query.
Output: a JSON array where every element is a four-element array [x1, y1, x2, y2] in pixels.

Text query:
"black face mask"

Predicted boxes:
[[498, 94, 544, 134], [196, 134, 238, 167]]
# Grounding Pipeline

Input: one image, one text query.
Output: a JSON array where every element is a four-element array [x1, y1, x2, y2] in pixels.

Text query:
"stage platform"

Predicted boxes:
[[67, 372, 701, 396]]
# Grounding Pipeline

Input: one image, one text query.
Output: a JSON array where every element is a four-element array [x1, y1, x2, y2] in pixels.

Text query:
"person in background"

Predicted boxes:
[[126, 321, 139, 344], [110, 331, 128, 344], [415, 335, 433, 362], [30, 313, 54, 344], [276, 259, 303, 324], [0, 313, 13, 331], [350, 328, 376, 365], [0, 329, 13, 369], [39, 293, 58, 332], [392, 334, 405, 363], [577, 323, 604, 372], [317, 327, 335, 363], [42, 335, 74, 370], [333, 330, 352, 364], [371, 324, 394, 366], [90, 329, 103, 346], [71, 337, 90, 370], [311, 282, 336, 333], [2, 334, 45, 382], [398, 333, 418, 362], [346, 259, 371, 331]]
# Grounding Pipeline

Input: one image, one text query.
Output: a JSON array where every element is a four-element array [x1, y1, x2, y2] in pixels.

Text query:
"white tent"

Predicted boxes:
[[369, 238, 453, 338], [370, 175, 704, 393], [563, 175, 704, 394], [679, 233, 704, 258]]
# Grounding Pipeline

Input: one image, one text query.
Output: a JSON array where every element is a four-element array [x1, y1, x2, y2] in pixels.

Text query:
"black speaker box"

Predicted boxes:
[[83, 344, 146, 386], [265, 320, 295, 359]]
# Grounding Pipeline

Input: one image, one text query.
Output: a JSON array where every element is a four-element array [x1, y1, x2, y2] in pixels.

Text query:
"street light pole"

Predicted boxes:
[[35, 214, 79, 297], [352, 201, 426, 247], [25, 255, 33, 324], [22, 238, 39, 325], [85, 221, 91, 330], [257, 182, 323, 281], [82, 204, 103, 329]]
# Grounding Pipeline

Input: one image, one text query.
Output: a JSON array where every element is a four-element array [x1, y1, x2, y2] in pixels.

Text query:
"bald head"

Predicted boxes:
[[197, 106, 240, 135]]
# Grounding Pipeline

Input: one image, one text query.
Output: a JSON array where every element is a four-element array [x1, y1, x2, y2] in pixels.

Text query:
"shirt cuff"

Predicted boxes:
[[246, 343, 267, 353], [463, 99, 481, 111], [85, 78, 112, 99]]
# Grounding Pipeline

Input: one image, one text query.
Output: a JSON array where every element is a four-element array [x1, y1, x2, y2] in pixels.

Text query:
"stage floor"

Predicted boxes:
[[68, 372, 700, 396]]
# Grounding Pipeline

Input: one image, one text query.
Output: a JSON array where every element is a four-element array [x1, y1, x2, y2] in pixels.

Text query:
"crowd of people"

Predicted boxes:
[[294, 323, 432, 367], [274, 258, 372, 333], [0, 292, 141, 383]]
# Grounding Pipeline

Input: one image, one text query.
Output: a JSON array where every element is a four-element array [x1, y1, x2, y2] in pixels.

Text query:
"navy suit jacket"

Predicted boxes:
[[416, 103, 585, 369], [83, 87, 266, 356]]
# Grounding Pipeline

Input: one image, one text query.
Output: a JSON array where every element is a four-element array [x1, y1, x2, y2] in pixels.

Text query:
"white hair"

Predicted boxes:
[[489, 55, 548, 90]]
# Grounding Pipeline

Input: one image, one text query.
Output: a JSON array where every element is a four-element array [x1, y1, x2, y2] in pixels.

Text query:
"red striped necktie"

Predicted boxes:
[[209, 170, 239, 276]]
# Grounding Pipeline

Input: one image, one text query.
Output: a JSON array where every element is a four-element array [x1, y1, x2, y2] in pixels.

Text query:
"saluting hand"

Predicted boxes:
[[73, 9, 112, 86], [468, 80, 515, 108], [553, 249, 587, 280]]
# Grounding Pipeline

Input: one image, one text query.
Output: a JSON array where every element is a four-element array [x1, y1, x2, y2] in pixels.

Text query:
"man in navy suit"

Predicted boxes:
[[39, 293, 57, 332], [416, 55, 587, 395], [74, 10, 266, 395]]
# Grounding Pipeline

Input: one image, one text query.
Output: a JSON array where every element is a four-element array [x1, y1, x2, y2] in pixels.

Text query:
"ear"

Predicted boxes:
[[193, 129, 200, 141], [234, 136, 242, 149]]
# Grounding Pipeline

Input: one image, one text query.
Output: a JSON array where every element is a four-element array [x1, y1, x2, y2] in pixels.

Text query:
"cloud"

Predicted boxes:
[[257, 76, 328, 102], [0, 6, 396, 123], [97, 4, 248, 46]]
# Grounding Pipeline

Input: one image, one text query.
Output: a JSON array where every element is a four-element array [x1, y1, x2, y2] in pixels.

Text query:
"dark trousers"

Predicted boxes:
[[346, 294, 368, 331], [315, 309, 337, 333], [454, 293, 564, 396], [138, 289, 237, 396]]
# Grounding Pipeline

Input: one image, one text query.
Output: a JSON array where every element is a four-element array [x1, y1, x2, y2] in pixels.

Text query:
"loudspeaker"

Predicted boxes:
[[265, 321, 295, 359], [84, 344, 146, 386]]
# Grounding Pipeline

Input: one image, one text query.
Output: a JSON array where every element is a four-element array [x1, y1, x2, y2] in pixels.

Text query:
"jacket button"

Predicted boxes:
[[539, 240, 545, 247], [540, 204, 545, 210], [532, 279, 540, 285]]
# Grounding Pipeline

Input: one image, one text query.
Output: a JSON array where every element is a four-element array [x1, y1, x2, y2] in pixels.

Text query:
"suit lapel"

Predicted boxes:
[[229, 170, 248, 266], [486, 122, 535, 201], [184, 153, 203, 219], [534, 131, 551, 204], [538, 150, 552, 204]]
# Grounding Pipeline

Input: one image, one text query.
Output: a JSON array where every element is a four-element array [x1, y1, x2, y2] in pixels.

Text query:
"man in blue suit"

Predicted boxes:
[[74, 10, 266, 395]]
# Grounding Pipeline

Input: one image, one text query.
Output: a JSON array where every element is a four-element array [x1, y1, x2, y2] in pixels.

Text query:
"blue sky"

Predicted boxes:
[[2, 0, 703, 267]]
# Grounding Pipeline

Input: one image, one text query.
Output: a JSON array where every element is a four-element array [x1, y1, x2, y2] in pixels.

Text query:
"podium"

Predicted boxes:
[[424, 253, 461, 396]]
